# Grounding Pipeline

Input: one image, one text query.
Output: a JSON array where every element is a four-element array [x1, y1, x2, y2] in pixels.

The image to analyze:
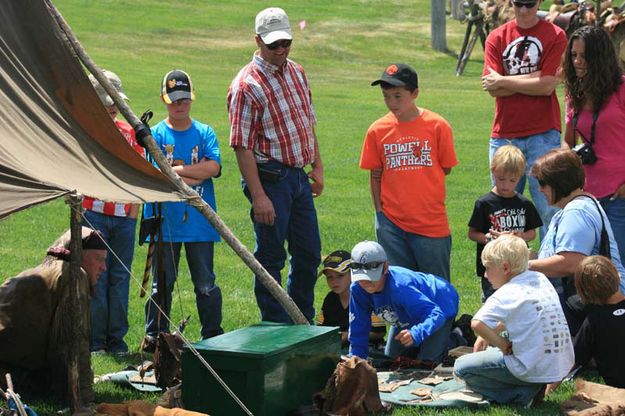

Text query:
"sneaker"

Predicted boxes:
[[91, 349, 106, 355], [141, 335, 157, 353]]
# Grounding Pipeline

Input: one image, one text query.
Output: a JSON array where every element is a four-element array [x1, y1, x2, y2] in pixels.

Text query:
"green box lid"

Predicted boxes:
[[189, 323, 339, 358]]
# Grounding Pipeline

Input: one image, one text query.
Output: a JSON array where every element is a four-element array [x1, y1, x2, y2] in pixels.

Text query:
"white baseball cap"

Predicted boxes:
[[255, 7, 292, 44], [350, 241, 387, 283]]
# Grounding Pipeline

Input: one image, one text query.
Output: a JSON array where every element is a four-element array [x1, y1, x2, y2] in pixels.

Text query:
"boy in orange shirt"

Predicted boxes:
[[360, 64, 458, 280]]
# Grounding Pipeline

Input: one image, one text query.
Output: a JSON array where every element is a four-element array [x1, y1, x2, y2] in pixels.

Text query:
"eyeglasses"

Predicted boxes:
[[350, 261, 384, 270], [264, 39, 292, 50], [512, 0, 538, 8]]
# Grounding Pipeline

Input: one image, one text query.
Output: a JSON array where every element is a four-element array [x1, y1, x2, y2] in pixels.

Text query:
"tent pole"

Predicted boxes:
[[67, 193, 84, 412], [44, 0, 309, 326]]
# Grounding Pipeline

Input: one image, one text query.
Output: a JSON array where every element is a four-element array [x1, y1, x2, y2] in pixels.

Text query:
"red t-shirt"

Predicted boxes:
[[483, 19, 566, 138], [360, 109, 458, 237], [83, 119, 145, 217]]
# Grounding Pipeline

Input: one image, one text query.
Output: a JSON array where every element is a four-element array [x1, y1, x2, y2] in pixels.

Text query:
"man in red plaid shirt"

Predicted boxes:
[[228, 7, 323, 323]]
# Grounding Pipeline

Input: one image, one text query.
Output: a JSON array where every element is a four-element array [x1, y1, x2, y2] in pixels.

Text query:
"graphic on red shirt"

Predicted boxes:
[[502, 36, 543, 75]]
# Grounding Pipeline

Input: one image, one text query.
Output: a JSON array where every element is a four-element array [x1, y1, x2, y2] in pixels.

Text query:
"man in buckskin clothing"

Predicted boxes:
[[0, 227, 107, 403]]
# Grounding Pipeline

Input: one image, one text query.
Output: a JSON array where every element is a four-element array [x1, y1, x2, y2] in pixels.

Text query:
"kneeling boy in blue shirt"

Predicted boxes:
[[348, 240, 459, 363]]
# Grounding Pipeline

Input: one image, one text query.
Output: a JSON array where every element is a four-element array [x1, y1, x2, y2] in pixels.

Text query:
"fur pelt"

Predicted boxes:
[[314, 356, 390, 416]]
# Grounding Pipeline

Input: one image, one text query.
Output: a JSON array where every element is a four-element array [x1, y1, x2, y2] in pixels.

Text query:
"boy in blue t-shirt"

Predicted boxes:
[[142, 69, 223, 352], [348, 240, 460, 363]]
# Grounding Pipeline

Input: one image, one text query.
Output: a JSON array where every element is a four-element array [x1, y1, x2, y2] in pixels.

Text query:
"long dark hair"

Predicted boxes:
[[563, 25, 623, 113]]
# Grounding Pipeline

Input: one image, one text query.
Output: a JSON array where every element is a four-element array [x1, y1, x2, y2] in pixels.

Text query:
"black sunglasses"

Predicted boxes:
[[512, 0, 538, 8], [264, 39, 292, 50], [350, 261, 384, 270]]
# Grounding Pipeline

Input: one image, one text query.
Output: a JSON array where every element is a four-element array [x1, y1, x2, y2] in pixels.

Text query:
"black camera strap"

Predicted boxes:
[[571, 194, 611, 259], [573, 110, 600, 146]]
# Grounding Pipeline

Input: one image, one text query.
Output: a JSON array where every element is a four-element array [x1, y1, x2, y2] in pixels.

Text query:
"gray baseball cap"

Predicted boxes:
[[350, 240, 387, 283], [88, 70, 128, 107]]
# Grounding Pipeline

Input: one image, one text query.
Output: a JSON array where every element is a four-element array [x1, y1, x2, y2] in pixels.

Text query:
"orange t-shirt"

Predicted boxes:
[[360, 109, 458, 237]]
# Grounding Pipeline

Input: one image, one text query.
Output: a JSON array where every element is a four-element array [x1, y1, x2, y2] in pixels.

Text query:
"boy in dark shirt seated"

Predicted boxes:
[[317, 250, 385, 347], [573, 255, 625, 388], [548, 255, 625, 394]]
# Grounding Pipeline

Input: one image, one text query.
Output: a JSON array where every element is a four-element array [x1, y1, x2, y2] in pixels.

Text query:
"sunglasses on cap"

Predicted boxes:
[[264, 39, 292, 50], [512, 0, 538, 8], [350, 261, 384, 270]]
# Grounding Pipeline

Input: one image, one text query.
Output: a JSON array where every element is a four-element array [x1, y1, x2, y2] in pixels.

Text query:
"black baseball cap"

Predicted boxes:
[[371, 63, 418, 90], [318, 250, 352, 277], [161, 69, 195, 104]]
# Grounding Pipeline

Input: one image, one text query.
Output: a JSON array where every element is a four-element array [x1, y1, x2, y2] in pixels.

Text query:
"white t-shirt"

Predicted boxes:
[[474, 270, 574, 383]]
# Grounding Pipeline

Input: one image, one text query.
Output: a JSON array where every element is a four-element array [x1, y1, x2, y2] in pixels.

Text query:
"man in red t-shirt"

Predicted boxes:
[[481, 0, 566, 239]]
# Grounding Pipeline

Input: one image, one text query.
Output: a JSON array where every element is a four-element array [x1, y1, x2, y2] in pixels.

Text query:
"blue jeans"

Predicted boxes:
[[489, 130, 561, 240], [375, 211, 451, 281], [243, 162, 321, 323], [384, 318, 458, 363], [454, 348, 543, 406], [83, 210, 136, 353], [600, 196, 625, 265], [145, 242, 223, 339]]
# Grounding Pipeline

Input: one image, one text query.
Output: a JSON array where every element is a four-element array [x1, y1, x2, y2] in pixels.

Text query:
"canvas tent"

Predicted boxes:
[[0, 0, 187, 219]]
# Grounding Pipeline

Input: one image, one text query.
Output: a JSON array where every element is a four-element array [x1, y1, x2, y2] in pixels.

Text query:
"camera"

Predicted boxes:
[[573, 142, 597, 165]]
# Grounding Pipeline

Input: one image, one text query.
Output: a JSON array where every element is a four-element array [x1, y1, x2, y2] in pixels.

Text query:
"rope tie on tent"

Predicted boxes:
[[78, 207, 253, 416]]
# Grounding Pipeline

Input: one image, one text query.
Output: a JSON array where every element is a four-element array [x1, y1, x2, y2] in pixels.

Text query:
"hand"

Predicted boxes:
[[308, 165, 324, 198], [545, 381, 560, 395], [252, 193, 276, 226], [481, 67, 503, 91], [611, 183, 625, 201], [394, 329, 414, 347], [473, 336, 489, 352], [498, 339, 513, 355]]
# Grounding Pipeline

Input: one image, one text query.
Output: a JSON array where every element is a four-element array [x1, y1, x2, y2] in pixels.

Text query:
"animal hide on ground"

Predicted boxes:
[[314, 356, 390, 416], [562, 379, 625, 416], [96, 400, 208, 416]]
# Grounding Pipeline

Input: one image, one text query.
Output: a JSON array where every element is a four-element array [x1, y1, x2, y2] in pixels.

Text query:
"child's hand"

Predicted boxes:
[[473, 336, 489, 352], [500, 340, 513, 355], [394, 329, 414, 347], [545, 381, 560, 395]]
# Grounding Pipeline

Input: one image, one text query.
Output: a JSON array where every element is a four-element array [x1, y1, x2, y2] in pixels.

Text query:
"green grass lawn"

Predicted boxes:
[[0, 0, 581, 414]]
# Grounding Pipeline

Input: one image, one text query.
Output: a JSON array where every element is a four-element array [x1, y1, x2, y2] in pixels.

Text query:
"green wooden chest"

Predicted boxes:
[[181, 323, 340, 415]]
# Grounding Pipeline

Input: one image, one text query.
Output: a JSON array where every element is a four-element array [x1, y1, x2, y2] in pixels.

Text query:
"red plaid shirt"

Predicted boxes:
[[228, 53, 317, 168]]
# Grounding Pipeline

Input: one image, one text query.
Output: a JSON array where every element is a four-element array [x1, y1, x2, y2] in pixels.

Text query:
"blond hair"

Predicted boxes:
[[481, 234, 529, 276], [575, 255, 620, 304], [491, 145, 526, 178]]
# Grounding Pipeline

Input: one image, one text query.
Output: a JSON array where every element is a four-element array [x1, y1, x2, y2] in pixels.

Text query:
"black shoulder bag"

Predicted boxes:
[[563, 194, 611, 328]]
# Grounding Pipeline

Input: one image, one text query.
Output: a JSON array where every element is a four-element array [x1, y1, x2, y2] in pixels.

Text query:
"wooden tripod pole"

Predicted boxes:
[[44, 0, 309, 326]]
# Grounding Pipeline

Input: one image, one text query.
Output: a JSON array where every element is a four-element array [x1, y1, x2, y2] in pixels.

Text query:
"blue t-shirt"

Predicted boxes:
[[348, 266, 459, 358], [144, 119, 221, 243], [539, 197, 625, 293]]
